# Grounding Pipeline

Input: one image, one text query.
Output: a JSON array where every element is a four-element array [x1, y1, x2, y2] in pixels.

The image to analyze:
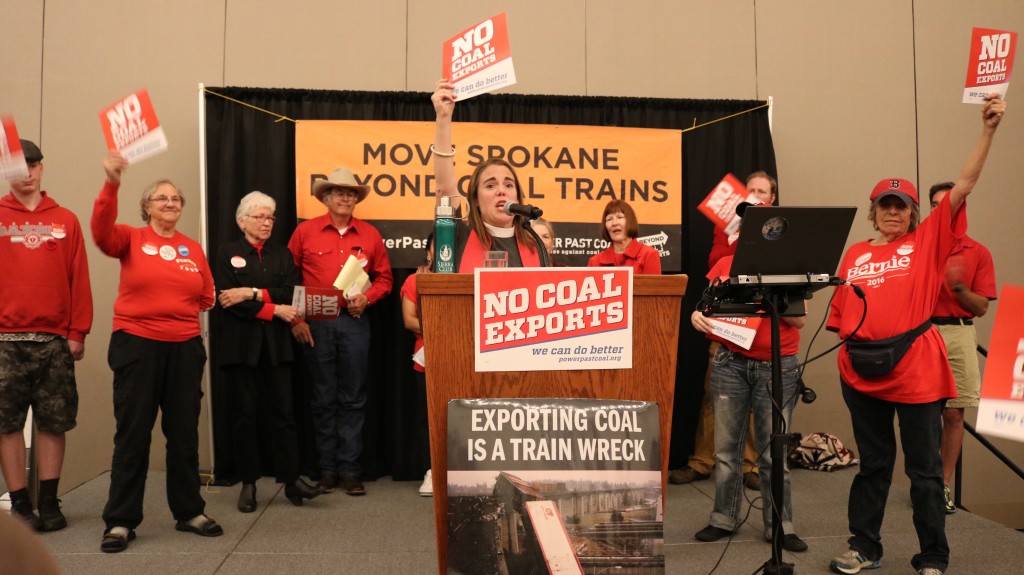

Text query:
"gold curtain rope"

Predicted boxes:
[[201, 86, 768, 131], [202, 87, 297, 123], [681, 101, 770, 133]]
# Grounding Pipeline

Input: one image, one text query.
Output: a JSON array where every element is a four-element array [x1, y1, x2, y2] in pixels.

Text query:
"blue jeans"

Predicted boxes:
[[304, 314, 370, 476], [841, 383, 948, 572], [709, 346, 799, 537]]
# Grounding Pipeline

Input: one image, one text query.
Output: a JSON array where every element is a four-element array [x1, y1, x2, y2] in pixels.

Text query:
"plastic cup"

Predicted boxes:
[[483, 251, 509, 268]]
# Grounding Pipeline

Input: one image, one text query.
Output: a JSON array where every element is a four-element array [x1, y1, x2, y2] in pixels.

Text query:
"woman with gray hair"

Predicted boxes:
[[827, 94, 1006, 575], [213, 191, 319, 513], [91, 152, 220, 552]]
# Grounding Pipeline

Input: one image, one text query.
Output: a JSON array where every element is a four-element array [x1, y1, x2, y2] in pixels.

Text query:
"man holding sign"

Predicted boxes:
[[690, 254, 808, 553], [672, 172, 777, 490], [288, 167, 392, 496], [1, 140, 92, 531]]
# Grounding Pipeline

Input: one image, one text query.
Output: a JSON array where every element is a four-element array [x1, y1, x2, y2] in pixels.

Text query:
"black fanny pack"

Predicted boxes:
[[845, 320, 932, 379]]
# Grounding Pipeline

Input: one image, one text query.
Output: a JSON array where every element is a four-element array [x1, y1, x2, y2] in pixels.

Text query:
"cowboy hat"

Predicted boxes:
[[312, 167, 370, 203]]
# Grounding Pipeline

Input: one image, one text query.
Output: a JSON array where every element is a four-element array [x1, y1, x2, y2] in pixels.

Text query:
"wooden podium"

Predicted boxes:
[[418, 273, 687, 573]]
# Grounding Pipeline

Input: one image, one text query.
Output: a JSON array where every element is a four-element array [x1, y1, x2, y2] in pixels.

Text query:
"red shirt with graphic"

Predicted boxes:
[[827, 194, 964, 403], [91, 181, 214, 342], [707, 255, 800, 360], [0, 191, 93, 341], [932, 235, 997, 318], [399, 273, 425, 373], [287, 213, 393, 307]]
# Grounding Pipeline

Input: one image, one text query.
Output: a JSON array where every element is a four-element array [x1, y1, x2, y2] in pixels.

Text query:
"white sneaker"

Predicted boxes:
[[418, 470, 433, 497]]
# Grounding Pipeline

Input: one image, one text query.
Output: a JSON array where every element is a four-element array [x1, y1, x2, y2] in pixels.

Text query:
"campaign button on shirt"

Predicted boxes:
[[142, 242, 159, 256], [354, 248, 368, 268], [159, 245, 177, 260], [51, 224, 66, 239], [178, 244, 190, 257], [896, 242, 915, 256], [231, 255, 247, 268]]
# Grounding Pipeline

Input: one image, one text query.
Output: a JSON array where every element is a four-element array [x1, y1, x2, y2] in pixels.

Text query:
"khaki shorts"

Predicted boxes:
[[936, 323, 981, 409], [0, 339, 78, 434]]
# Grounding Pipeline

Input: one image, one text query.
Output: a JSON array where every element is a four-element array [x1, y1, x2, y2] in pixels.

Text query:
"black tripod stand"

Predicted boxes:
[[705, 276, 835, 574]]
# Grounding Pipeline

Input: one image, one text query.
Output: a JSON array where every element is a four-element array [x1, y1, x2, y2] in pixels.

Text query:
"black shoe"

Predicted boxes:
[[765, 532, 809, 552], [317, 472, 338, 494], [37, 496, 68, 531], [10, 498, 42, 530], [783, 534, 808, 553], [238, 483, 257, 513], [284, 479, 320, 506], [695, 525, 733, 542], [340, 474, 366, 496]]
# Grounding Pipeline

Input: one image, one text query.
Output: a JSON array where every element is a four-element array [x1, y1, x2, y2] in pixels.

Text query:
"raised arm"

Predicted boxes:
[[431, 79, 460, 208], [948, 94, 1006, 212]]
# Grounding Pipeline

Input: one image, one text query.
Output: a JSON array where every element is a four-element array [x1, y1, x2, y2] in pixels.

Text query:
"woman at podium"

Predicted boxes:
[[430, 79, 541, 270]]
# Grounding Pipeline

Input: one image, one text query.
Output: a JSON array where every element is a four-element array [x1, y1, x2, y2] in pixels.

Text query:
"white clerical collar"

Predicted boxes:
[[484, 222, 515, 238]]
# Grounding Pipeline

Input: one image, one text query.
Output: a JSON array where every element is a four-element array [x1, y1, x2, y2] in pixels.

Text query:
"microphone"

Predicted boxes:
[[502, 201, 543, 219]]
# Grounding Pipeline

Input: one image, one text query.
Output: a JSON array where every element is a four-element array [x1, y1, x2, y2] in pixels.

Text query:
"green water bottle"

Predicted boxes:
[[434, 196, 456, 273]]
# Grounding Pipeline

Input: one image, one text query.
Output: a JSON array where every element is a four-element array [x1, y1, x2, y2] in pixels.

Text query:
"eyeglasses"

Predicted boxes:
[[329, 190, 359, 201], [247, 215, 276, 224], [149, 196, 182, 205]]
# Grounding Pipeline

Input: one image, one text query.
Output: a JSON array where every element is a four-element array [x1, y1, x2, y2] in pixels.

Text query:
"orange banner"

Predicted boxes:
[[296, 120, 681, 223]]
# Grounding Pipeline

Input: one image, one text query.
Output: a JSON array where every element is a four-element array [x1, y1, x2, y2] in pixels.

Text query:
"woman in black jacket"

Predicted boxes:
[[214, 191, 319, 512]]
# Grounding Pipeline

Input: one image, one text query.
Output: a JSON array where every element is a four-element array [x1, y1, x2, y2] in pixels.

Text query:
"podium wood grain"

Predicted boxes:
[[418, 273, 687, 573]]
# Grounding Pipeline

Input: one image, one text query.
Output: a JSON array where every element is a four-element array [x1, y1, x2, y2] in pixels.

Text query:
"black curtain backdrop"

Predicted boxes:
[[204, 87, 776, 484]]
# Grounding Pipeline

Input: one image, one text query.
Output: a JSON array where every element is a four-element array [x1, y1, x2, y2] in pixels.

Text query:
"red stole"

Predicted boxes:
[[458, 229, 540, 272]]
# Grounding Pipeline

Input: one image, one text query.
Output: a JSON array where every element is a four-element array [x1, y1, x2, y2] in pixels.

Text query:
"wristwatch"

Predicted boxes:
[[252, 287, 259, 299]]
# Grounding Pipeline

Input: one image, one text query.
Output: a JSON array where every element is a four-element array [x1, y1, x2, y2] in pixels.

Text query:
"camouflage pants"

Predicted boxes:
[[0, 339, 78, 434]]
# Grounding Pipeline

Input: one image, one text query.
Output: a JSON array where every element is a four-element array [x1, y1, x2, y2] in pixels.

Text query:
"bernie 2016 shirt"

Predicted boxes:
[[91, 181, 214, 342], [827, 193, 963, 403]]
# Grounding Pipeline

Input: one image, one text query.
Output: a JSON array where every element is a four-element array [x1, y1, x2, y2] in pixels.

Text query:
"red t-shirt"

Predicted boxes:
[[91, 182, 214, 342], [287, 214, 393, 307], [827, 194, 965, 403], [400, 273, 425, 373], [932, 235, 997, 318], [588, 239, 662, 274], [708, 226, 738, 268], [706, 256, 800, 360]]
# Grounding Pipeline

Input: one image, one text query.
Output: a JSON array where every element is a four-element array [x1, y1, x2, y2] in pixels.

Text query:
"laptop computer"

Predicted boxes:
[[728, 206, 857, 283], [707, 206, 857, 316]]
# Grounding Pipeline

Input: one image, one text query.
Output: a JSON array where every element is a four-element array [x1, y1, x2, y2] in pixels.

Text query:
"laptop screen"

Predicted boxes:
[[728, 206, 857, 279]]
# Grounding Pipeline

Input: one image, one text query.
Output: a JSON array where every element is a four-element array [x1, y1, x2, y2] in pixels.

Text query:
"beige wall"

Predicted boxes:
[[3, 0, 1021, 521]]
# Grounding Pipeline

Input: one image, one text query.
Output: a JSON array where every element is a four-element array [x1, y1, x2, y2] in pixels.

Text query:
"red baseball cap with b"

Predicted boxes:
[[870, 178, 918, 206]]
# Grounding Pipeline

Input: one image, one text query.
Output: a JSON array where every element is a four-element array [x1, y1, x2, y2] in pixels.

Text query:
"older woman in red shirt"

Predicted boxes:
[[588, 199, 661, 274], [92, 152, 220, 553]]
